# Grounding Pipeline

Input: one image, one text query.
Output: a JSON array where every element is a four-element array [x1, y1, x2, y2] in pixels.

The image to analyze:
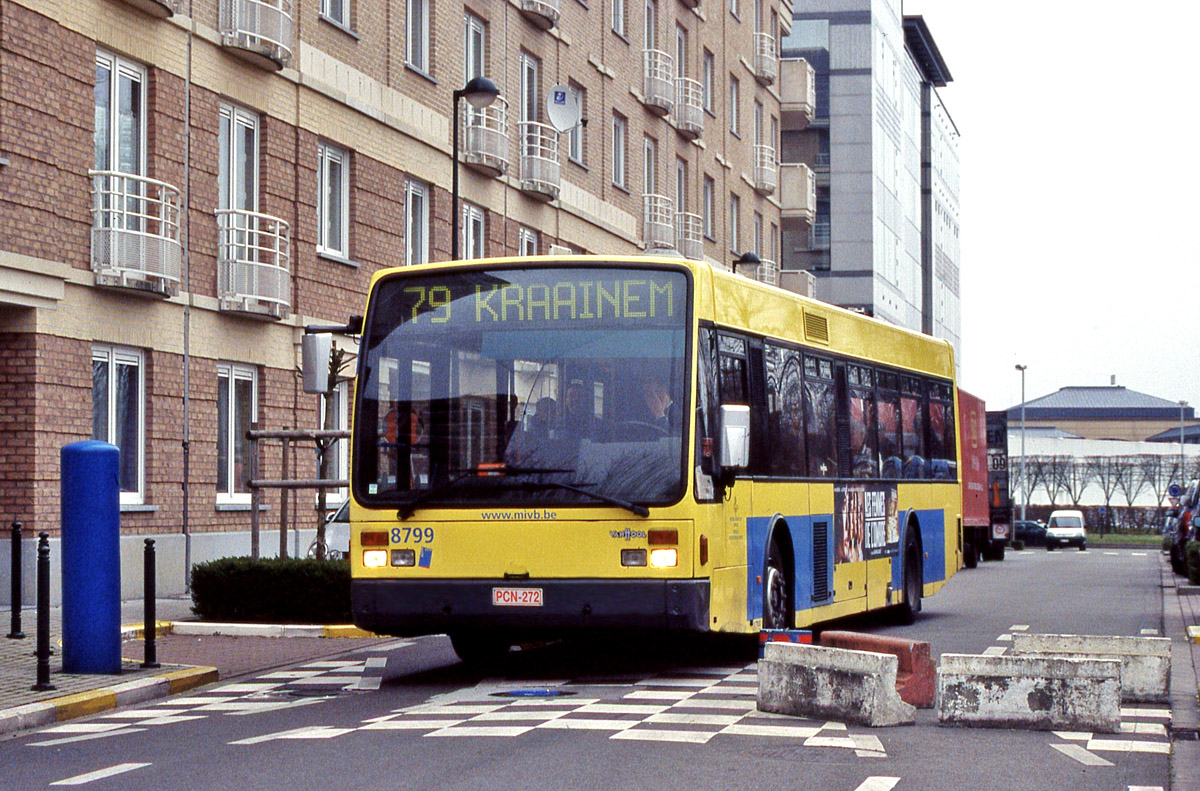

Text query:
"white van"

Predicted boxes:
[[1045, 509, 1086, 551]]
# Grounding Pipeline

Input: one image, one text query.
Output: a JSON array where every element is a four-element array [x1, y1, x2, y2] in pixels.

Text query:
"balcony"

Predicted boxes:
[[463, 97, 509, 178], [519, 0, 560, 30], [643, 50, 674, 116], [675, 77, 704, 139], [217, 209, 291, 320], [675, 211, 703, 261], [753, 144, 777, 195], [90, 171, 182, 297], [779, 163, 816, 222], [753, 32, 777, 86], [116, 0, 182, 17], [754, 258, 779, 287], [219, 0, 293, 71], [642, 194, 675, 250], [518, 121, 560, 202], [780, 58, 816, 129]]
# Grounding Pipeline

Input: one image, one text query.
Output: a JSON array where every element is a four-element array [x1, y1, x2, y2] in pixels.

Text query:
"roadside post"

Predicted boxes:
[[7, 521, 23, 639]]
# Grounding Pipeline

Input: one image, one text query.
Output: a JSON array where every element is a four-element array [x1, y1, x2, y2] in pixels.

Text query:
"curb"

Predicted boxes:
[[169, 621, 379, 639], [0, 665, 217, 738]]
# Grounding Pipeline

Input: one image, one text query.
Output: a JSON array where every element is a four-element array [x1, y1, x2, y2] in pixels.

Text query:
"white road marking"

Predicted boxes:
[[805, 735, 859, 748], [997, 633, 1013, 642], [1051, 743, 1113, 766], [611, 728, 714, 744], [625, 689, 695, 700], [1140, 628, 1159, 636], [1010, 624, 1030, 631], [718, 723, 821, 738], [302, 660, 362, 668], [427, 725, 536, 738], [647, 712, 744, 726], [693, 685, 757, 696], [507, 698, 600, 707], [211, 683, 282, 693], [353, 676, 383, 691], [1105, 551, 1120, 556], [29, 728, 146, 747], [1120, 708, 1172, 720], [673, 697, 757, 710], [1051, 731, 1092, 741], [231, 726, 355, 744], [1132, 552, 1148, 556], [635, 677, 716, 687], [360, 719, 466, 730], [50, 763, 151, 786], [982, 646, 1007, 656], [469, 710, 571, 722], [365, 657, 388, 668], [851, 778, 900, 791], [1128, 786, 1165, 790], [575, 702, 669, 715], [289, 675, 363, 685], [821, 721, 848, 731], [1087, 738, 1171, 754], [257, 671, 325, 680], [132, 715, 207, 726], [101, 709, 189, 719], [408, 704, 505, 715], [41, 723, 130, 734], [538, 718, 637, 731], [1120, 722, 1168, 737]]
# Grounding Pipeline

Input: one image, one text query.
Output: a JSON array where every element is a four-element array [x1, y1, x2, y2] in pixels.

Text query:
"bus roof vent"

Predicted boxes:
[[803, 311, 830, 344]]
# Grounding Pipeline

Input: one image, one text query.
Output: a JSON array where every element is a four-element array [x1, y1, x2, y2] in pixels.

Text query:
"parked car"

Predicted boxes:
[[1168, 481, 1200, 575], [1013, 519, 1046, 547], [1045, 509, 1087, 551]]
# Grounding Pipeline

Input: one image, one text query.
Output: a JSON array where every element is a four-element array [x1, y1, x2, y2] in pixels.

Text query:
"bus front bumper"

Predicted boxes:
[[352, 578, 710, 637]]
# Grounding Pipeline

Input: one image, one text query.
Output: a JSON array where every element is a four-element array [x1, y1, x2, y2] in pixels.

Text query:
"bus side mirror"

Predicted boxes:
[[302, 333, 332, 394], [719, 405, 750, 470]]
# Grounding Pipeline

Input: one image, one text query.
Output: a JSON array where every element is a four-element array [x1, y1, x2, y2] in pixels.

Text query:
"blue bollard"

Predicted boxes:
[[61, 441, 121, 674]]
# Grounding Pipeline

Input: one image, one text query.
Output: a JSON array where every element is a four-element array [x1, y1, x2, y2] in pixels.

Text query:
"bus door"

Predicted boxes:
[[717, 331, 755, 566]]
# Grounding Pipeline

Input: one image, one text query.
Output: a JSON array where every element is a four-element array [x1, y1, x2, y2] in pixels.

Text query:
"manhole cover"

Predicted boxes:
[[490, 688, 576, 698]]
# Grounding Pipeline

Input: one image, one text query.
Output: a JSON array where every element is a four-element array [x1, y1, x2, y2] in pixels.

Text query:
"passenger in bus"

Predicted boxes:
[[882, 455, 903, 478], [562, 381, 599, 440], [902, 455, 926, 479], [506, 396, 558, 466], [641, 375, 680, 432]]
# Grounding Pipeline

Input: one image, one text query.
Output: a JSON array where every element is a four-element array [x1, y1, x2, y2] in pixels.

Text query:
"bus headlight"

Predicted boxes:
[[391, 549, 416, 567], [621, 548, 647, 567], [363, 550, 388, 568], [649, 548, 677, 568]]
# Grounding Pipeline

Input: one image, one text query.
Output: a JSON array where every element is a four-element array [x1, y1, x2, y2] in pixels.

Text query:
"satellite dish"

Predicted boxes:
[[546, 84, 581, 132]]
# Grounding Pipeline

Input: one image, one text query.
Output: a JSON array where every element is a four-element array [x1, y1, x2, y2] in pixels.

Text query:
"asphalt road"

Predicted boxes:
[[0, 548, 1170, 791]]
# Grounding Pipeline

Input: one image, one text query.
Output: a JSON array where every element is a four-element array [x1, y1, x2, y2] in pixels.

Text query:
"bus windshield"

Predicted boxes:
[[354, 265, 690, 509]]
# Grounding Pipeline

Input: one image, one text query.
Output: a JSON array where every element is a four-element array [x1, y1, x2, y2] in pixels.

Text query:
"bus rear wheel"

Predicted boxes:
[[449, 632, 512, 666], [763, 539, 793, 631]]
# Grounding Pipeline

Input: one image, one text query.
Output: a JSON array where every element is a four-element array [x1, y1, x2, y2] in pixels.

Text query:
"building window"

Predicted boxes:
[[702, 175, 714, 239], [405, 179, 429, 266], [519, 226, 539, 256], [219, 104, 259, 216], [729, 75, 740, 135], [92, 345, 144, 504], [320, 0, 350, 27], [702, 50, 714, 112], [464, 12, 486, 80], [643, 136, 657, 195], [217, 362, 257, 503], [462, 203, 485, 260], [675, 157, 688, 212], [612, 0, 625, 37], [407, 0, 429, 73], [644, 0, 657, 49], [612, 113, 627, 188], [753, 212, 764, 255], [317, 143, 349, 258], [94, 51, 145, 177], [567, 83, 586, 164], [729, 192, 740, 253], [520, 51, 541, 159]]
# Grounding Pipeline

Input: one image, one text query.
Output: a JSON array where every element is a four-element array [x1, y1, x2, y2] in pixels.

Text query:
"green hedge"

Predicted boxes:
[[1187, 542, 1200, 586], [191, 556, 351, 623]]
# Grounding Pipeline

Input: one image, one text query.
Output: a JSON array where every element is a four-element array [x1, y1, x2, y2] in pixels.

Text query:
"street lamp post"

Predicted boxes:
[[1181, 400, 1189, 487], [451, 77, 500, 261], [1015, 364, 1027, 523]]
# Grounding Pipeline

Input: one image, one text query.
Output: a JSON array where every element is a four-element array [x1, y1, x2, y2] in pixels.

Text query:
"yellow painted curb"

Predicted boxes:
[[121, 621, 175, 640], [53, 690, 117, 722], [162, 666, 219, 694], [322, 625, 379, 638], [1188, 626, 1200, 644]]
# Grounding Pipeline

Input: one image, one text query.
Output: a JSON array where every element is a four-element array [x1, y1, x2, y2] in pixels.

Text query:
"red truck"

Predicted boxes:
[[958, 389, 1009, 566]]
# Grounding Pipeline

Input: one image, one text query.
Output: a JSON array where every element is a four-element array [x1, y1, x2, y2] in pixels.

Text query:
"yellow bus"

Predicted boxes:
[[343, 255, 962, 662]]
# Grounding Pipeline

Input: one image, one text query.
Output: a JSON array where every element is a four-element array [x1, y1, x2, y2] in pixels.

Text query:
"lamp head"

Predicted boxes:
[[734, 251, 761, 269], [461, 76, 500, 108]]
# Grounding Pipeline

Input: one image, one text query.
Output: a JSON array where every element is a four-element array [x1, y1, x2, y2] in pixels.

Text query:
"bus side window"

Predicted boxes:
[[900, 375, 926, 479], [695, 327, 721, 489], [876, 372, 902, 478], [804, 355, 837, 478], [764, 343, 805, 477]]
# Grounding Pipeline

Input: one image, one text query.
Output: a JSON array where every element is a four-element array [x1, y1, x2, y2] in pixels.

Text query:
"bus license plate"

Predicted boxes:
[[492, 587, 543, 607]]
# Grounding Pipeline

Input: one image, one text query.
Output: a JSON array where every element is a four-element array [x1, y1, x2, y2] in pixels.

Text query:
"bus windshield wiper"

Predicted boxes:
[[507, 477, 650, 517], [396, 472, 474, 520]]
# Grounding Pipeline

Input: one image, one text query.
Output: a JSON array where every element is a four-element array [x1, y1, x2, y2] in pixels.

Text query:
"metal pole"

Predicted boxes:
[[8, 522, 23, 639], [279, 438, 290, 559], [1016, 364, 1027, 523], [32, 532, 54, 691], [1181, 401, 1188, 486], [142, 539, 159, 668], [250, 421, 260, 560], [451, 89, 462, 261]]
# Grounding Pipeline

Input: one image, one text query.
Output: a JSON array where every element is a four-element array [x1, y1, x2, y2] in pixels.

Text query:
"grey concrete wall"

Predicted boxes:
[[1010, 633, 1171, 703]]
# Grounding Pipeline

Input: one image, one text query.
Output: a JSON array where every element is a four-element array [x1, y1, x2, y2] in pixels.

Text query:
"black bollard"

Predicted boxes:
[[7, 521, 23, 639], [141, 539, 159, 669], [32, 532, 54, 691]]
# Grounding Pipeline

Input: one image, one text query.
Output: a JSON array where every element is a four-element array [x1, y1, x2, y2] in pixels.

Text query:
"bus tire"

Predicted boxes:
[[897, 537, 922, 625], [449, 632, 511, 666], [963, 540, 977, 569], [763, 538, 793, 631]]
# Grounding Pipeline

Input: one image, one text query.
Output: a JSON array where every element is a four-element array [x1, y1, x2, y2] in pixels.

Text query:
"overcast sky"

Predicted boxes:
[[899, 0, 1200, 414]]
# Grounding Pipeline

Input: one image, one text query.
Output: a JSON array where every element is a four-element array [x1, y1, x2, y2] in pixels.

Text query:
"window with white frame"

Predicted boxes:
[[643, 135, 657, 195], [94, 52, 145, 177], [754, 212, 764, 255], [702, 175, 714, 238], [407, 0, 429, 73], [219, 104, 259, 216], [320, 0, 350, 28], [216, 362, 257, 503], [92, 345, 144, 504], [729, 75, 740, 135], [462, 203, 485, 260], [612, 113, 627, 188], [520, 51, 540, 158], [519, 226, 538, 256], [702, 50, 714, 113], [675, 157, 687, 212], [567, 82, 586, 164], [405, 179, 429, 266], [464, 12, 486, 80], [675, 24, 688, 78], [612, 0, 625, 37], [644, 0, 657, 49], [729, 192, 740, 252], [318, 142, 349, 258]]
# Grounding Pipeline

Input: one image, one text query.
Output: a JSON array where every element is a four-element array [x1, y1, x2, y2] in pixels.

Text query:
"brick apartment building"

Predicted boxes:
[[0, 0, 807, 594]]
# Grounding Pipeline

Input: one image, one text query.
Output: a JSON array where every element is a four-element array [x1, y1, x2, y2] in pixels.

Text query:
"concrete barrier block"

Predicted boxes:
[[819, 630, 936, 708], [757, 642, 916, 727], [937, 653, 1121, 732], [1010, 633, 1171, 703]]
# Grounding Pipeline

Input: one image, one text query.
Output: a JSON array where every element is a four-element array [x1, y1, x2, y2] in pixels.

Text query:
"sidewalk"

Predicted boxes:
[[0, 597, 394, 737], [1160, 554, 1200, 789]]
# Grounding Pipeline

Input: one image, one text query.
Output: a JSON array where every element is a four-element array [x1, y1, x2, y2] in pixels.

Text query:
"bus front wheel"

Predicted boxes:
[[764, 539, 793, 631], [449, 632, 512, 666], [897, 539, 922, 625]]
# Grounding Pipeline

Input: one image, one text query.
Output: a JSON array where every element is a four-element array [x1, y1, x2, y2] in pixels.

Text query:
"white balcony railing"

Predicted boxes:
[[90, 170, 182, 297], [219, 0, 294, 70], [779, 162, 816, 221], [675, 77, 704, 139], [755, 258, 779, 287], [643, 194, 675, 250], [520, 0, 560, 29], [463, 96, 509, 178], [753, 32, 777, 85], [675, 211, 703, 260], [643, 49, 674, 116], [518, 121, 561, 201], [754, 144, 777, 195], [217, 209, 291, 319]]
